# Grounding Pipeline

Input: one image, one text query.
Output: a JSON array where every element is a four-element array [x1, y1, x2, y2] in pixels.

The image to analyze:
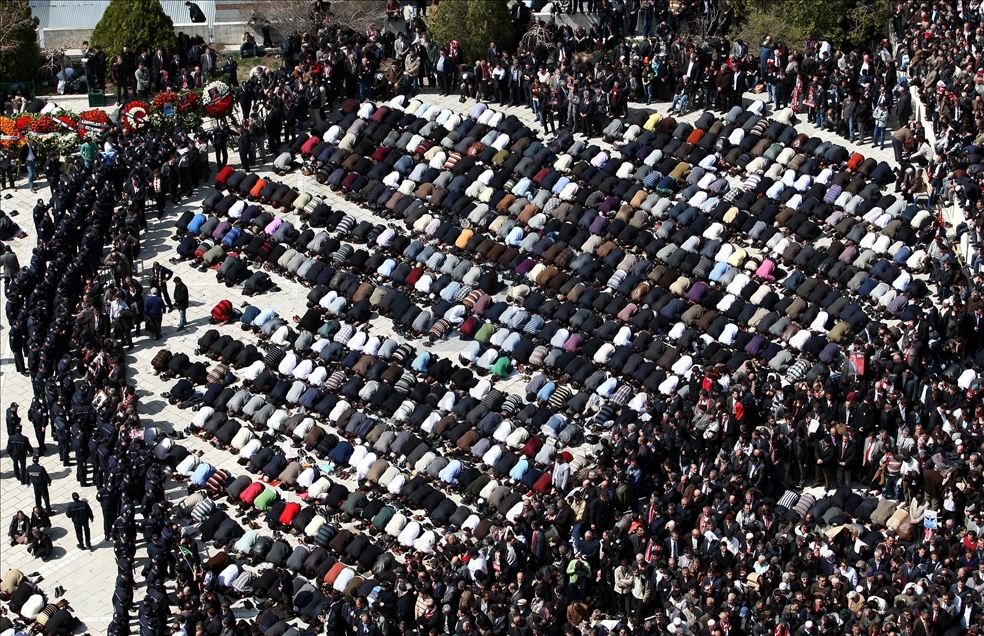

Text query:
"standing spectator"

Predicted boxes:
[[121, 45, 136, 95], [93, 45, 106, 90], [0, 145, 16, 190], [161, 153, 179, 204], [172, 276, 189, 331], [134, 62, 150, 99], [111, 55, 128, 103], [144, 287, 166, 339], [81, 40, 96, 90], [152, 168, 167, 220], [6, 424, 32, 484], [25, 456, 52, 514], [872, 100, 889, 150], [79, 138, 98, 170], [211, 121, 230, 169], [65, 493, 94, 550], [18, 137, 37, 193], [1, 245, 19, 294], [27, 396, 47, 455], [110, 291, 134, 349], [44, 151, 61, 196], [150, 261, 174, 311], [238, 123, 252, 172], [5, 401, 20, 435], [434, 48, 451, 97]]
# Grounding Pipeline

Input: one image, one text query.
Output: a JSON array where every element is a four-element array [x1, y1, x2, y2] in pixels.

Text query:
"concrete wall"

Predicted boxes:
[[41, 27, 93, 51], [41, 20, 285, 51]]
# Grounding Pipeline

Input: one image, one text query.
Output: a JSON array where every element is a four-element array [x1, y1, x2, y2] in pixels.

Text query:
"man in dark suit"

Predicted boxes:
[[152, 48, 167, 87], [836, 429, 858, 486], [814, 436, 837, 491], [200, 45, 217, 79], [86, 304, 110, 339], [663, 531, 681, 559], [356, 612, 378, 636]]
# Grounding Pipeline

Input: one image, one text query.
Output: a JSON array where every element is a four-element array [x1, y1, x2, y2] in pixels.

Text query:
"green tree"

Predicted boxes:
[[429, 0, 469, 57], [429, 0, 514, 65], [464, 1, 515, 64], [733, 0, 890, 54], [91, 0, 177, 62], [0, 0, 41, 83]]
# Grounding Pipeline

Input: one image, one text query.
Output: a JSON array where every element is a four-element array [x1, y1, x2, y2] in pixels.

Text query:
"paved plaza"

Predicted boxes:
[[0, 87, 900, 633]]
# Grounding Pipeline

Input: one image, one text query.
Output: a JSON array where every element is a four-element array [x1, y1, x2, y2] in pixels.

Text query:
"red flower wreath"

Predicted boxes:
[[202, 81, 234, 118], [28, 115, 58, 134], [78, 109, 112, 139], [54, 112, 78, 132], [153, 89, 199, 113], [180, 91, 200, 112], [121, 100, 150, 132], [151, 90, 179, 109], [15, 114, 34, 132]]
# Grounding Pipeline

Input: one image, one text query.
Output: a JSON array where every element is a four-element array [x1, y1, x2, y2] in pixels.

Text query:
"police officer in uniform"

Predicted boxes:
[[66, 492, 94, 549], [28, 396, 48, 455], [5, 401, 20, 435], [25, 455, 52, 513], [6, 425, 33, 484], [50, 398, 72, 466], [97, 484, 120, 543]]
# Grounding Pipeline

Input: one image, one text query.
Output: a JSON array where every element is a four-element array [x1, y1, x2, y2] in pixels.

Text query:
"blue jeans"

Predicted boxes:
[[873, 125, 886, 148], [767, 83, 775, 102], [669, 93, 687, 113], [645, 84, 654, 104], [845, 117, 855, 141], [25, 160, 34, 190], [359, 79, 373, 101], [884, 474, 899, 500], [815, 110, 825, 128], [177, 308, 186, 330]]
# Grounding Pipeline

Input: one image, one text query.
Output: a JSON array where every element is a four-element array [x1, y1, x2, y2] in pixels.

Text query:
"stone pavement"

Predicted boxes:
[[0, 87, 892, 633]]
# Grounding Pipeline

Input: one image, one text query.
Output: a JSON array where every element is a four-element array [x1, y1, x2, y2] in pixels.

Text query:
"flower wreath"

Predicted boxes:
[[152, 89, 200, 113], [14, 114, 34, 133], [28, 115, 59, 135], [0, 117, 24, 148], [122, 100, 150, 133], [202, 80, 235, 118], [78, 109, 113, 141]]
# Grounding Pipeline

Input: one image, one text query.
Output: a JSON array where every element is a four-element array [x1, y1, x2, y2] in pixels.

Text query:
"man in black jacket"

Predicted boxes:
[[25, 456, 52, 513], [6, 424, 32, 483], [186, 1, 207, 23], [66, 492, 94, 549], [150, 261, 174, 311], [27, 528, 53, 559], [173, 276, 189, 331], [238, 123, 253, 172]]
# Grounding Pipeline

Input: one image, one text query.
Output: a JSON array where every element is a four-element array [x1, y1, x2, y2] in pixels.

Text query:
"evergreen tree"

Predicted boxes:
[[464, 1, 515, 65], [0, 0, 41, 83], [429, 0, 469, 59], [91, 0, 177, 62], [429, 0, 514, 65]]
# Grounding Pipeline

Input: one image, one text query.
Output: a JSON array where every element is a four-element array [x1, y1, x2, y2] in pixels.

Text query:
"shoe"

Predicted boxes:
[[87, 543, 93, 549]]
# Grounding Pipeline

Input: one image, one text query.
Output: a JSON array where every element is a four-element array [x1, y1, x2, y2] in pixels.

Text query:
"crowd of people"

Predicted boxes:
[[9, 1, 984, 636]]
